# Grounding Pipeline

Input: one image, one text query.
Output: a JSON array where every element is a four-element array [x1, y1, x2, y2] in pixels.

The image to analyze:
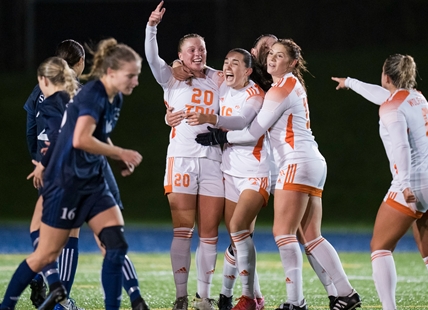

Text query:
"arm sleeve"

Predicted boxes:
[[144, 24, 173, 85], [39, 103, 64, 167], [345, 78, 390, 105], [227, 98, 284, 143], [381, 110, 411, 190], [23, 87, 42, 160], [217, 96, 262, 130]]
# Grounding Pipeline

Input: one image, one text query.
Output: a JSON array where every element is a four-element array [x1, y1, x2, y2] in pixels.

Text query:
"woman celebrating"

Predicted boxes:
[[196, 39, 360, 310], [145, 2, 224, 310], [0, 38, 142, 310], [186, 48, 269, 310], [332, 53, 428, 309]]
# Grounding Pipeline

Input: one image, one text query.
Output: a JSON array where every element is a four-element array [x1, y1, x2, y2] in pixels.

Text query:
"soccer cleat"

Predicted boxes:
[[256, 297, 265, 310], [275, 300, 307, 310], [218, 294, 233, 310], [30, 275, 47, 308], [173, 296, 189, 310], [330, 290, 361, 310], [232, 296, 257, 310], [328, 296, 336, 309], [37, 285, 67, 310], [132, 297, 150, 310], [192, 293, 216, 310], [53, 299, 84, 310]]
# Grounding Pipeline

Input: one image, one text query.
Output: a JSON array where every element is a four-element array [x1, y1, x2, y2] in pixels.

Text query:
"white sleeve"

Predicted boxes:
[[345, 78, 390, 105], [217, 96, 262, 130], [227, 98, 284, 143], [381, 110, 411, 190], [144, 24, 173, 85]]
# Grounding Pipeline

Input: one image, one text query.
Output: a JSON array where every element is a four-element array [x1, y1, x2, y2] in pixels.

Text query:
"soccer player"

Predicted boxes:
[[25, 39, 148, 310], [23, 39, 85, 310], [0, 37, 143, 310], [185, 48, 269, 310], [145, 2, 224, 310], [195, 39, 361, 310], [332, 53, 428, 309]]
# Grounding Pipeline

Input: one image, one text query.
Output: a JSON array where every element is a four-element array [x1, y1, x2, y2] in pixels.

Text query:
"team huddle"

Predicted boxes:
[[2, 1, 428, 310]]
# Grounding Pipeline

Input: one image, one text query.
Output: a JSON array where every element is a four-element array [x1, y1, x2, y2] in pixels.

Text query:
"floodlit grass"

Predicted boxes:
[[0, 252, 427, 309]]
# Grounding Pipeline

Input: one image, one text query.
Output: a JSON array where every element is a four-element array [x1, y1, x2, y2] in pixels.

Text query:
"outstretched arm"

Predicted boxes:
[[332, 77, 390, 105]]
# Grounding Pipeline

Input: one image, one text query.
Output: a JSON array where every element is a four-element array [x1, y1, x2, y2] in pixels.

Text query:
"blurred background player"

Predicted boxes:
[[0, 38, 143, 310]]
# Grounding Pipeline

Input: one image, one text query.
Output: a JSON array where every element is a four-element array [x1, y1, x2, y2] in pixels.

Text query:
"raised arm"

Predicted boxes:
[[144, 1, 172, 85], [332, 77, 390, 105]]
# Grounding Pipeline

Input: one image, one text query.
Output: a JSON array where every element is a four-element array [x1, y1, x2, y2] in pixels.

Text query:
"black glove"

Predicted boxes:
[[195, 126, 228, 146]]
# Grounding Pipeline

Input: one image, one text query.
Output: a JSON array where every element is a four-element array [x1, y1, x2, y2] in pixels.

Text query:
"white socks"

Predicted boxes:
[[371, 250, 396, 310], [171, 227, 193, 297], [196, 236, 218, 298]]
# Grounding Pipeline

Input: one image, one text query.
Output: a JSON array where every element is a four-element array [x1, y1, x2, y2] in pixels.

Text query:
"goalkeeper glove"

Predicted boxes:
[[195, 126, 228, 146]]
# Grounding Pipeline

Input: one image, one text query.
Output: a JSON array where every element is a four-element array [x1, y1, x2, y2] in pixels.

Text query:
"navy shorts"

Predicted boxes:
[[42, 182, 117, 229]]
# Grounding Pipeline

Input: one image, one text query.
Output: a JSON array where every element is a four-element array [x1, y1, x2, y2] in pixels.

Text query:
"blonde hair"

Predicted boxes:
[[82, 38, 141, 80], [37, 57, 78, 99], [383, 54, 417, 89]]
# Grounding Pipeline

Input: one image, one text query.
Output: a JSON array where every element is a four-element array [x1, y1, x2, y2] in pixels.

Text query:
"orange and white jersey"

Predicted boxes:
[[227, 72, 324, 168], [219, 80, 270, 177], [346, 78, 428, 191], [145, 24, 222, 161], [379, 89, 428, 191]]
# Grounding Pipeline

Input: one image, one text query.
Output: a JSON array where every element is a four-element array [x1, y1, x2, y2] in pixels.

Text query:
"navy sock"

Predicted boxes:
[[102, 249, 125, 310], [122, 255, 141, 302], [58, 237, 79, 297], [42, 261, 61, 290], [30, 230, 40, 250], [1, 260, 37, 309]]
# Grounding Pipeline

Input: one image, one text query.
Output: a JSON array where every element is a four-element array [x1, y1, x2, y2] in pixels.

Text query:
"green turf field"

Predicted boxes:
[[0, 252, 426, 309]]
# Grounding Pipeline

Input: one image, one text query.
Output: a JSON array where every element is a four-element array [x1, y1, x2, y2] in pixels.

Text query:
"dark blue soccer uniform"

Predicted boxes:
[[42, 80, 123, 229], [23, 85, 45, 161]]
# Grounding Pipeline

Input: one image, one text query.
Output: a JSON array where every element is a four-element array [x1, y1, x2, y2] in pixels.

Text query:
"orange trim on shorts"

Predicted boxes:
[[385, 197, 423, 219], [164, 158, 174, 195], [281, 183, 323, 197]]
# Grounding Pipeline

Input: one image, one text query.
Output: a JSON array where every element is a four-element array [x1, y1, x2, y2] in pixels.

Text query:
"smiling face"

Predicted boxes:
[[223, 51, 252, 89], [109, 60, 141, 96], [267, 42, 296, 81], [178, 37, 207, 73]]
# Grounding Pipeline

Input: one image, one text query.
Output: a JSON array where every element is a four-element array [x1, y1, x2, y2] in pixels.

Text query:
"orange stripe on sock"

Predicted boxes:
[[305, 237, 325, 253], [371, 251, 392, 262], [275, 236, 298, 247]]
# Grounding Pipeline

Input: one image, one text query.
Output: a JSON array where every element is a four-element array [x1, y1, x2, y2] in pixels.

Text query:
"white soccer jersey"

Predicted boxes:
[[346, 78, 428, 191], [145, 24, 222, 161], [379, 89, 428, 191], [227, 72, 324, 168], [219, 80, 270, 177]]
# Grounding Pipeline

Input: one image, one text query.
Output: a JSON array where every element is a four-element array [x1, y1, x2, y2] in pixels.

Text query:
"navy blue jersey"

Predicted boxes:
[[43, 80, 123, 192], [23, 85, 45, 161], [38, 91, 70, 167]]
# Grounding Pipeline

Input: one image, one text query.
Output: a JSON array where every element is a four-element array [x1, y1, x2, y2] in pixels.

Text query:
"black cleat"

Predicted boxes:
[[330, 290, 361, 310], [37, 285, 67, 310], [218, 294, 233, 310], [132, 297, 150, 310], [275, 300, 308, 310], [328, 296, 336, 309], [30, 276, 47, 308]]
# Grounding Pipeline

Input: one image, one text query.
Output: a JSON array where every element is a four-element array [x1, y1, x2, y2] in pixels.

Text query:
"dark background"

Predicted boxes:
[[1, 0, 428, 227]]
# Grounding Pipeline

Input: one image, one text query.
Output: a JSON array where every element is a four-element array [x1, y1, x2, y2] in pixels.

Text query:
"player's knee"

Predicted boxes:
[[98, 226, 128, 265]]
